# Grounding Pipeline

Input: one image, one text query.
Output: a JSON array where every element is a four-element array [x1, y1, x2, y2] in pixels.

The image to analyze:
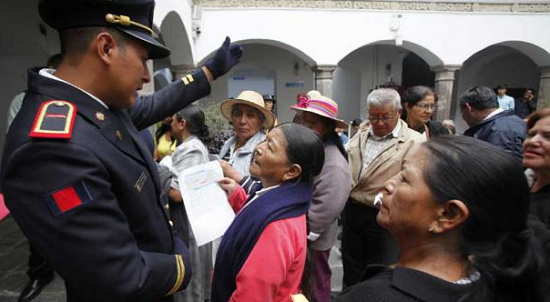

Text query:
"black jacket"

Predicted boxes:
[[514, 98, 537, 119], [335, 265, 472, 302], [413, 120, 450, 139], [1, 68, 211, 301], [464, 110, 526, 161]]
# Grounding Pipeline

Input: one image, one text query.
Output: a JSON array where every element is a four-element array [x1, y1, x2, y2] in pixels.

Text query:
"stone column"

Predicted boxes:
[[431, 65, 461, 121], [314, 64, 337, 99], [537, 66, 550, 110]]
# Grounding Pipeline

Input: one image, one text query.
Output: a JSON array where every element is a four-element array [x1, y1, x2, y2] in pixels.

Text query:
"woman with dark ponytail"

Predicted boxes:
[[214, 123, 325, 302], [168, 104, 213, 301], [290, 90, 353, 302], [336, 135, 548, 302]]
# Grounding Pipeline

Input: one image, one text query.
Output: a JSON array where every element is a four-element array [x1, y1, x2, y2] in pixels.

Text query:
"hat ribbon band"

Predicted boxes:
[[298, 99, 338, 118], [105, 14, 153, 35]]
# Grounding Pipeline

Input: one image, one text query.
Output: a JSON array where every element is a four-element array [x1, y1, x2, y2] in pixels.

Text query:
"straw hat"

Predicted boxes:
[[290, 90, 348, 128], [220, 91, 275, 129]]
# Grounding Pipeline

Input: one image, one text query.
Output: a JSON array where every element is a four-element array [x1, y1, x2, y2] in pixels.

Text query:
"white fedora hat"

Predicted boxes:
[[220, 91, 275, 129]]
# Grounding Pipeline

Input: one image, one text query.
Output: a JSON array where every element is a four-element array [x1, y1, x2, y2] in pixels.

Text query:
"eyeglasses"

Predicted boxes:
[[368, 115, 394, 123], [414, 103, 437, 111]]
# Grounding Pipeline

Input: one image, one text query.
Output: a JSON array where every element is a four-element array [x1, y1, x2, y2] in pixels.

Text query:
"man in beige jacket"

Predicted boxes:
[[342, 88, 425, 287]]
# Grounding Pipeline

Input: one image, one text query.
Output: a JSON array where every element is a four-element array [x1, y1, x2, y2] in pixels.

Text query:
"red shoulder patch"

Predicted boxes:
[[29, 100, 77, 139], [43, 181, 93, 216]]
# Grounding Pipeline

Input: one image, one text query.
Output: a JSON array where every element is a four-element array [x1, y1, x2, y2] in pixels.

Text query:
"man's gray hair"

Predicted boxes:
[[366, 88, 402, 111]]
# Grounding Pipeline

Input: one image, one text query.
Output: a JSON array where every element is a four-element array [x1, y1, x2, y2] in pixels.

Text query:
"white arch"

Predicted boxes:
[[465, 41, 550, 67], [160, 11, 194, 66], [339, 40, 444, 68], [197, 39, 316, 67]]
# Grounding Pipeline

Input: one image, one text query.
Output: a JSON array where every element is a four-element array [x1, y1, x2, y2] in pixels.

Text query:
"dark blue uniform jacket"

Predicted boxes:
[[1, 68, 211, 302], [464, 109, 526, 162]]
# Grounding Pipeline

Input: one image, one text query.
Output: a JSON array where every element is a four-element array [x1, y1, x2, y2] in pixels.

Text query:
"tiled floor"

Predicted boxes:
[[0, 215, 343, 302], [0, 216, 66, 302]]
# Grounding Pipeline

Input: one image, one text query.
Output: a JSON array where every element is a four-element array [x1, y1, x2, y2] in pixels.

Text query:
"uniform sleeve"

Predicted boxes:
[[229, 220, 299, 302], [308, 159, 352, 238], [2, 141, 190, 301], [129, 70, 211, 130]]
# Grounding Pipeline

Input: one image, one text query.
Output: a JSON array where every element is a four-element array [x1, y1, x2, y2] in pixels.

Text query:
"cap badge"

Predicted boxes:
[[105, 13, 153, 35]]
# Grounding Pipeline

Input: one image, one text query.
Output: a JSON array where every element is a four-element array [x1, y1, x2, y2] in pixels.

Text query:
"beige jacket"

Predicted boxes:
[[347, 119, 425, 207]]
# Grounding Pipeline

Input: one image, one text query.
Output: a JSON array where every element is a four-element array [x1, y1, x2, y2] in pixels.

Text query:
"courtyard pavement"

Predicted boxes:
[[0, 215, 343, 302]]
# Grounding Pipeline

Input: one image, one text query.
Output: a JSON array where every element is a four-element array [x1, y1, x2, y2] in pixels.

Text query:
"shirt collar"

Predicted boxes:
[[242, 184, 281, 211], [483, 108, 504, 121], [232, 131, 266, 154], [368, 120, 402, 140], [39, 68, 109, 109], [392, 266, 474, 302]]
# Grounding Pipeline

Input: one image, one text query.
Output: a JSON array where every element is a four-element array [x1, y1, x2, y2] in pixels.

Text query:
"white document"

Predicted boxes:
[[178, 161, 235, 246]]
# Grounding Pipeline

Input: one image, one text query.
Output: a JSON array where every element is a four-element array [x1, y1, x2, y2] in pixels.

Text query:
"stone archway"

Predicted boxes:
[[200, 40, 317, 123], [160, 11, 194, 68], [333, 40, 444, 122], [453, 41, 550, 132]]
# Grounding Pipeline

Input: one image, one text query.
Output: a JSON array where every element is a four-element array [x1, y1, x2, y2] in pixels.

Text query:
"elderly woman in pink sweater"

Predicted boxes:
[[213, 123, 325, 302]]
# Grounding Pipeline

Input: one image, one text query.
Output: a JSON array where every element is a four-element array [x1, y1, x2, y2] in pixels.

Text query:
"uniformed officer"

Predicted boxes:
[[0, 0, 243, 301]]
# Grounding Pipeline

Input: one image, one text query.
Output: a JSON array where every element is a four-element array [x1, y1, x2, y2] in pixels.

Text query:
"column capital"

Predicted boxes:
[[313, 64, 337, 80], [313, 65, 337, 99], [431, 65, 461, 82], [539, 65, 550, 77], [431, 65, 461, 72]]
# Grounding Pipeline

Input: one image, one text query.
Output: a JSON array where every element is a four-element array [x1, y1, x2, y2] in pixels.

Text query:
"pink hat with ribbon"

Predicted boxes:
[[290, 90, 348, 128]]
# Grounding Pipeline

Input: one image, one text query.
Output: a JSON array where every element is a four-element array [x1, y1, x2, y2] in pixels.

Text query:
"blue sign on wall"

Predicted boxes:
[[285, 81, 305, 88]]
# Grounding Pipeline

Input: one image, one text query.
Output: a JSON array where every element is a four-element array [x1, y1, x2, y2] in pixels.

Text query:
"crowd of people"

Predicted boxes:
[[2, 0, 550, 302]]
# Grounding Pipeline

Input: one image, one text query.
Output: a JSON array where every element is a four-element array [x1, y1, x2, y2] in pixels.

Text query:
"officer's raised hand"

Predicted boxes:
[[204, 37, 243, 80]]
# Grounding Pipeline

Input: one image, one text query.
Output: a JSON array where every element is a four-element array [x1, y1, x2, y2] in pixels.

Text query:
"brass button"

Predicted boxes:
[[169, 220, 174, 227], [164, 204, 170, 210], [95, 112, 105, 121]]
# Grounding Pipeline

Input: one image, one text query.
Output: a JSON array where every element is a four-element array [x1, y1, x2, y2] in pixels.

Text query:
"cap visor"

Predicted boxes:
[[120, 27, 171, 59]]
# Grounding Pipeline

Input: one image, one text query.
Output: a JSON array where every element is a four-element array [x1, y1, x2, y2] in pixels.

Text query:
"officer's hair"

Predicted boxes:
[[459, 86, 499, 111], [59, 27, 128, 59]]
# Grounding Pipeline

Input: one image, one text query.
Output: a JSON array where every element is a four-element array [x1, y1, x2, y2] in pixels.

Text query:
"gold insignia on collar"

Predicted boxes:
[[95, 112, 105, 121]]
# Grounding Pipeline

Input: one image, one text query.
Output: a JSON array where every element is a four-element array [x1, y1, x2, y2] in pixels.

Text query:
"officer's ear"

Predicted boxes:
[[96, 32, 117, 65]]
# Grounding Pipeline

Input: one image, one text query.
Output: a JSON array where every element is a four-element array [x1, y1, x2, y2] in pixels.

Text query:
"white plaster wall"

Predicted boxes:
[[200, 44, 314, 124], [333, 67, 362, 123], [333, 45, 408, 122], [195, 8, 550, 66], [155, 0, 195, 65], [0, 0, 60, 163]]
